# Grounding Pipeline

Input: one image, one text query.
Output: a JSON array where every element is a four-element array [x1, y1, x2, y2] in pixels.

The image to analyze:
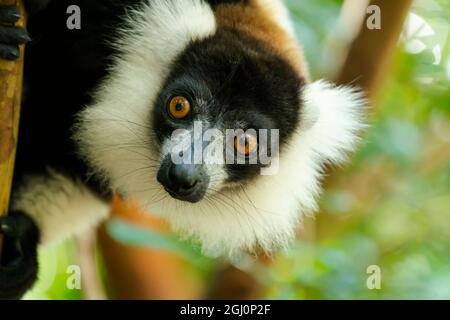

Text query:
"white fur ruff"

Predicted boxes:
[[12, 170, 110, 246]]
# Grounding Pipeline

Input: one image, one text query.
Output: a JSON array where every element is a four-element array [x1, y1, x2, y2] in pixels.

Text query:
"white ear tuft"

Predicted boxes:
[[300, 80, 368, 164]]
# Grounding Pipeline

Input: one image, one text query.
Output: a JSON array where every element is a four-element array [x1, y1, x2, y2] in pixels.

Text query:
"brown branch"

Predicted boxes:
[[76, 231, 107, 300], [336, 0, 413, 95], [206, 264, 266, 300], [98, 197, 202, 300], [0, 0, 25, 258], [206, 216, 316, 300]]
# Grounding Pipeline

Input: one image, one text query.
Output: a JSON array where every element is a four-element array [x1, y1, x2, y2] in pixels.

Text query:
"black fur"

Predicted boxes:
[[19, 0, 144, 185], [0, 211, 39, 300]]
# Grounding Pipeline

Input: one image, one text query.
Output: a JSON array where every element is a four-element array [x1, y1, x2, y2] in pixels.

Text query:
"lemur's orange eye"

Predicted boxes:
[[168, 96, 191, 119], [235, 133, 258, 156]]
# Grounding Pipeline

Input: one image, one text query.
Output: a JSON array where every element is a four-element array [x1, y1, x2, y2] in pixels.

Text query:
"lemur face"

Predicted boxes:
[[76, 0, 365, 255], [153, 29, 304, 203]]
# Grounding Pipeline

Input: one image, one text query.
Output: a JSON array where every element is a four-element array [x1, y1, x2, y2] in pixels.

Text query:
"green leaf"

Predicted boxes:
[[106, 219, 213, 268]]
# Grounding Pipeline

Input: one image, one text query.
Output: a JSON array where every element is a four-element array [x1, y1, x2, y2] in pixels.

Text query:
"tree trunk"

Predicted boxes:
[[336, 0, 413, 94]]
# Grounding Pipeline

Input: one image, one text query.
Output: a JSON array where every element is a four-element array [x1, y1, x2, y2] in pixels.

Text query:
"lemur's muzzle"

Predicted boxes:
[[157, 155, 209, 203]]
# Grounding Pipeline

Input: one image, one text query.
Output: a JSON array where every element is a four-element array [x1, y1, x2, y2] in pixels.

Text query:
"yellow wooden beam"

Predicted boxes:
[[0, 0, 25, 255]]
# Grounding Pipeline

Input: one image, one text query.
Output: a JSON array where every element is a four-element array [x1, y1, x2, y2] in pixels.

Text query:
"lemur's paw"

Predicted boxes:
[[0, 212, 39, 300], [0, 5, 30, 60]]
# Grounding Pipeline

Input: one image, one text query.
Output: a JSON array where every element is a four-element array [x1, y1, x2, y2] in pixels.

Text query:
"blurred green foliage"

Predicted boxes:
[[107, 219, 213, 269], [30, 0, 449, 300], [267, 0, 450, 300]]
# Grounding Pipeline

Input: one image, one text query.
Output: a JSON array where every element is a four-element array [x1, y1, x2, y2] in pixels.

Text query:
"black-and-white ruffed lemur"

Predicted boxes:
[[0, 0, 366, 299]]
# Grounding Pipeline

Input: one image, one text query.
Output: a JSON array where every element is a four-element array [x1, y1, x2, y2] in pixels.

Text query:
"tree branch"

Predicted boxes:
[[336, 0, 413, 95], [0, 0, 25, 258]]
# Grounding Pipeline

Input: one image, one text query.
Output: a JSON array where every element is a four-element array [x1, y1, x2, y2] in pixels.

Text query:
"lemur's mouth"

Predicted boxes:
[[164, 186, 205, 203]]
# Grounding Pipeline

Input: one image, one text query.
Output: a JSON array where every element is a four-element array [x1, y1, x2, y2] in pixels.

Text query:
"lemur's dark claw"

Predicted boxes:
[[0, 26, 30, 44], [0, 213, 34, 238], [0, 219, 12, 234], [0, 44, 19, 60], [0, 5, 21, 24], [0, 4, 29, 61]]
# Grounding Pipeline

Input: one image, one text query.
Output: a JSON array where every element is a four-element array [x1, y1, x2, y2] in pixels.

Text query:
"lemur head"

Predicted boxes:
[[76, 0, 366, 255], [153, 27, 303, 203]]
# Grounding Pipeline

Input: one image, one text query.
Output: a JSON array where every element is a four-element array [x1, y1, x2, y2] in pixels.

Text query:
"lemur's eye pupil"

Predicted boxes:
[[240, 137, 249, 148], [168, 96, 191, 119], [235, 133, 257, 156]]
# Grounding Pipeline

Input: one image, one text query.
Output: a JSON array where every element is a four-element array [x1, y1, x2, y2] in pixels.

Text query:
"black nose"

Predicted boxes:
[[168, 163, 200, 194]]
